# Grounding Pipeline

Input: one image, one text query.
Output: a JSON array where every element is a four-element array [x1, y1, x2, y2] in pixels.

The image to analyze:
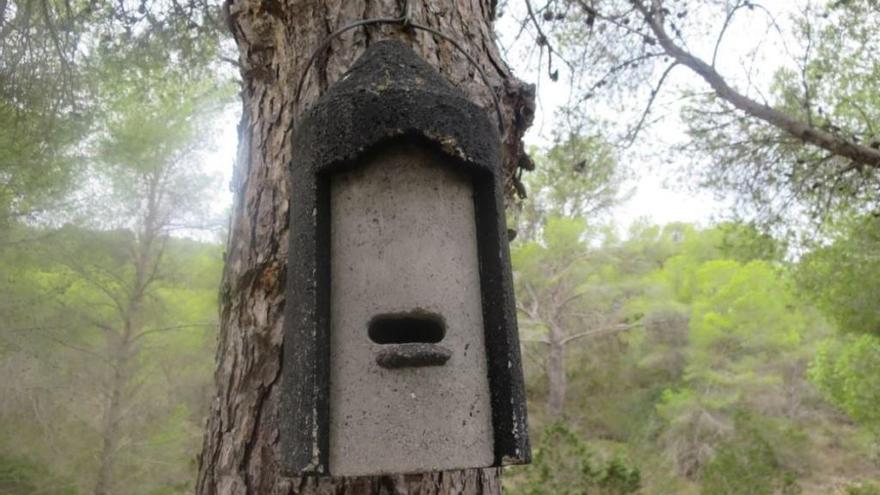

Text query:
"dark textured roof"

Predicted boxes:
[[291, 39, 500, 176]]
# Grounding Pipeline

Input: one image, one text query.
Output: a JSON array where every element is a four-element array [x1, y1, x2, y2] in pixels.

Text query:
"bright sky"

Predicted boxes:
[[200, 1, 804, 232]]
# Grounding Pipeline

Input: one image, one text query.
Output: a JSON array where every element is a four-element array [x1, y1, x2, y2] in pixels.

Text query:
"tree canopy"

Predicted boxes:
[[504, 0, 880, 226]]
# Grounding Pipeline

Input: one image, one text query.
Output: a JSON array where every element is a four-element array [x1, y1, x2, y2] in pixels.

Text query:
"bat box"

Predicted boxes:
[[282, 40, 530, 477]]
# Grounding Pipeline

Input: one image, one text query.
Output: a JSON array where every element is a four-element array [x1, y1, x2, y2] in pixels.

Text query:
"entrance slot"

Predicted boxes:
[[368, 312, 445, 345]]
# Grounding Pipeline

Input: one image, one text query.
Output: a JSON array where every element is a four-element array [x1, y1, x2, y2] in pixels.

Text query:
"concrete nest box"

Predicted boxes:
[[282, 40, 530, 477]]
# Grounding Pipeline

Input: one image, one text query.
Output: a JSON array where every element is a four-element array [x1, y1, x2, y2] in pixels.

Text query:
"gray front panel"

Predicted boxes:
[[329, 143, 494, 476]]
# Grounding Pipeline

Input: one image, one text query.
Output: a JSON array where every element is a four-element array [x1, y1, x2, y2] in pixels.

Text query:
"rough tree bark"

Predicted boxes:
[[195, 1, 534, 494]]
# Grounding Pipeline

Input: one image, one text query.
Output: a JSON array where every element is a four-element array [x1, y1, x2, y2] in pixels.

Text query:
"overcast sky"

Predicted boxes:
[[199, 1, 804, 236]]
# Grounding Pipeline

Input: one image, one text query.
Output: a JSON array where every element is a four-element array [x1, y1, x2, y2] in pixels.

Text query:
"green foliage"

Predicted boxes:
[[517, 135, 623, 240], [0, 97, 85, 225], [683, 0, 880, 225], [810, 334, 880, 432], [797, 216, 880, 336], [506, 423, 641, 495], [0, 454, 78, 495], [715, 223, 785, 264], [653, 252, 812, 478], [845, 482, 880, 495], [700, 414, 801, 495], [511, 217, 876, 492], [0, 10, 229, 491], [689, 260, 803, 365], [0, 0, 90, 225], [0, 225, 222, 495], [0, 0, 229, 227]]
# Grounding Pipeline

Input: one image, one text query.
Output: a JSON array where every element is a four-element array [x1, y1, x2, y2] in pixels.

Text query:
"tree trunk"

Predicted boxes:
[[94, 299, 139, 495], [195, 1, 533, 494], [94, 348, 126, 495], [546, 323, 566, 420], [94, 174, 161, 495]]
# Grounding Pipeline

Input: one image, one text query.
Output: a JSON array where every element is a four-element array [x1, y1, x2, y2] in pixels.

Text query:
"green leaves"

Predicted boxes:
[[0, 7, 230, 491], [0, 224, 222, 495], [797, 215, 880, 336], [506, 423, 641, 495], [516, 135, 623, 240], [690, 260, 803, 359], [700, 414, 801, 495], [0, 0, 231, 229], [509, 199, 880, 490], [0, 453, 79, 495], [683, 0, 880, 227], [810, 334, 880, 431]]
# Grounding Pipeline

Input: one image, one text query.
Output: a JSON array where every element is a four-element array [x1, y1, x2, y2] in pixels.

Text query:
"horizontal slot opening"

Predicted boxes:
[[368, 312, 445, 344]]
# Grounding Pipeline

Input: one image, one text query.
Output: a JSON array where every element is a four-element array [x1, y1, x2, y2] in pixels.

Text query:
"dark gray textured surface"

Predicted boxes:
[[290, 40, 499, 179], [375, 344, 453, 369]]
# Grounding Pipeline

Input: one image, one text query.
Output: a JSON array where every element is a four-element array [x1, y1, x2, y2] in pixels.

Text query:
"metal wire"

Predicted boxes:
[[293, 16, 506, 136]]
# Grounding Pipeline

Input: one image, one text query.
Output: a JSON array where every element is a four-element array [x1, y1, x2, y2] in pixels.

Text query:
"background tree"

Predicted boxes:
[[0, 0, 89, 225], [683, 0, 880, 226], [512, 132, 630, 420], [0, 20, 231, 493], [502, 215, 880, 493], [810, 334, 880, 437], [796, 215, 880, 337], [514, 217, 639, 419], [515, 135, 624, 240], [81, 53, 226, 495], [505, 0, 880, 226], [0, 228, 223, 495], [800, 215, 880, 450], [0, 0, 225, 229]]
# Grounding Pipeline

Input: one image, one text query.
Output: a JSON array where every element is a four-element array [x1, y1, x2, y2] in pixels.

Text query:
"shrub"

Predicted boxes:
[[505, 423, 641, 495]]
